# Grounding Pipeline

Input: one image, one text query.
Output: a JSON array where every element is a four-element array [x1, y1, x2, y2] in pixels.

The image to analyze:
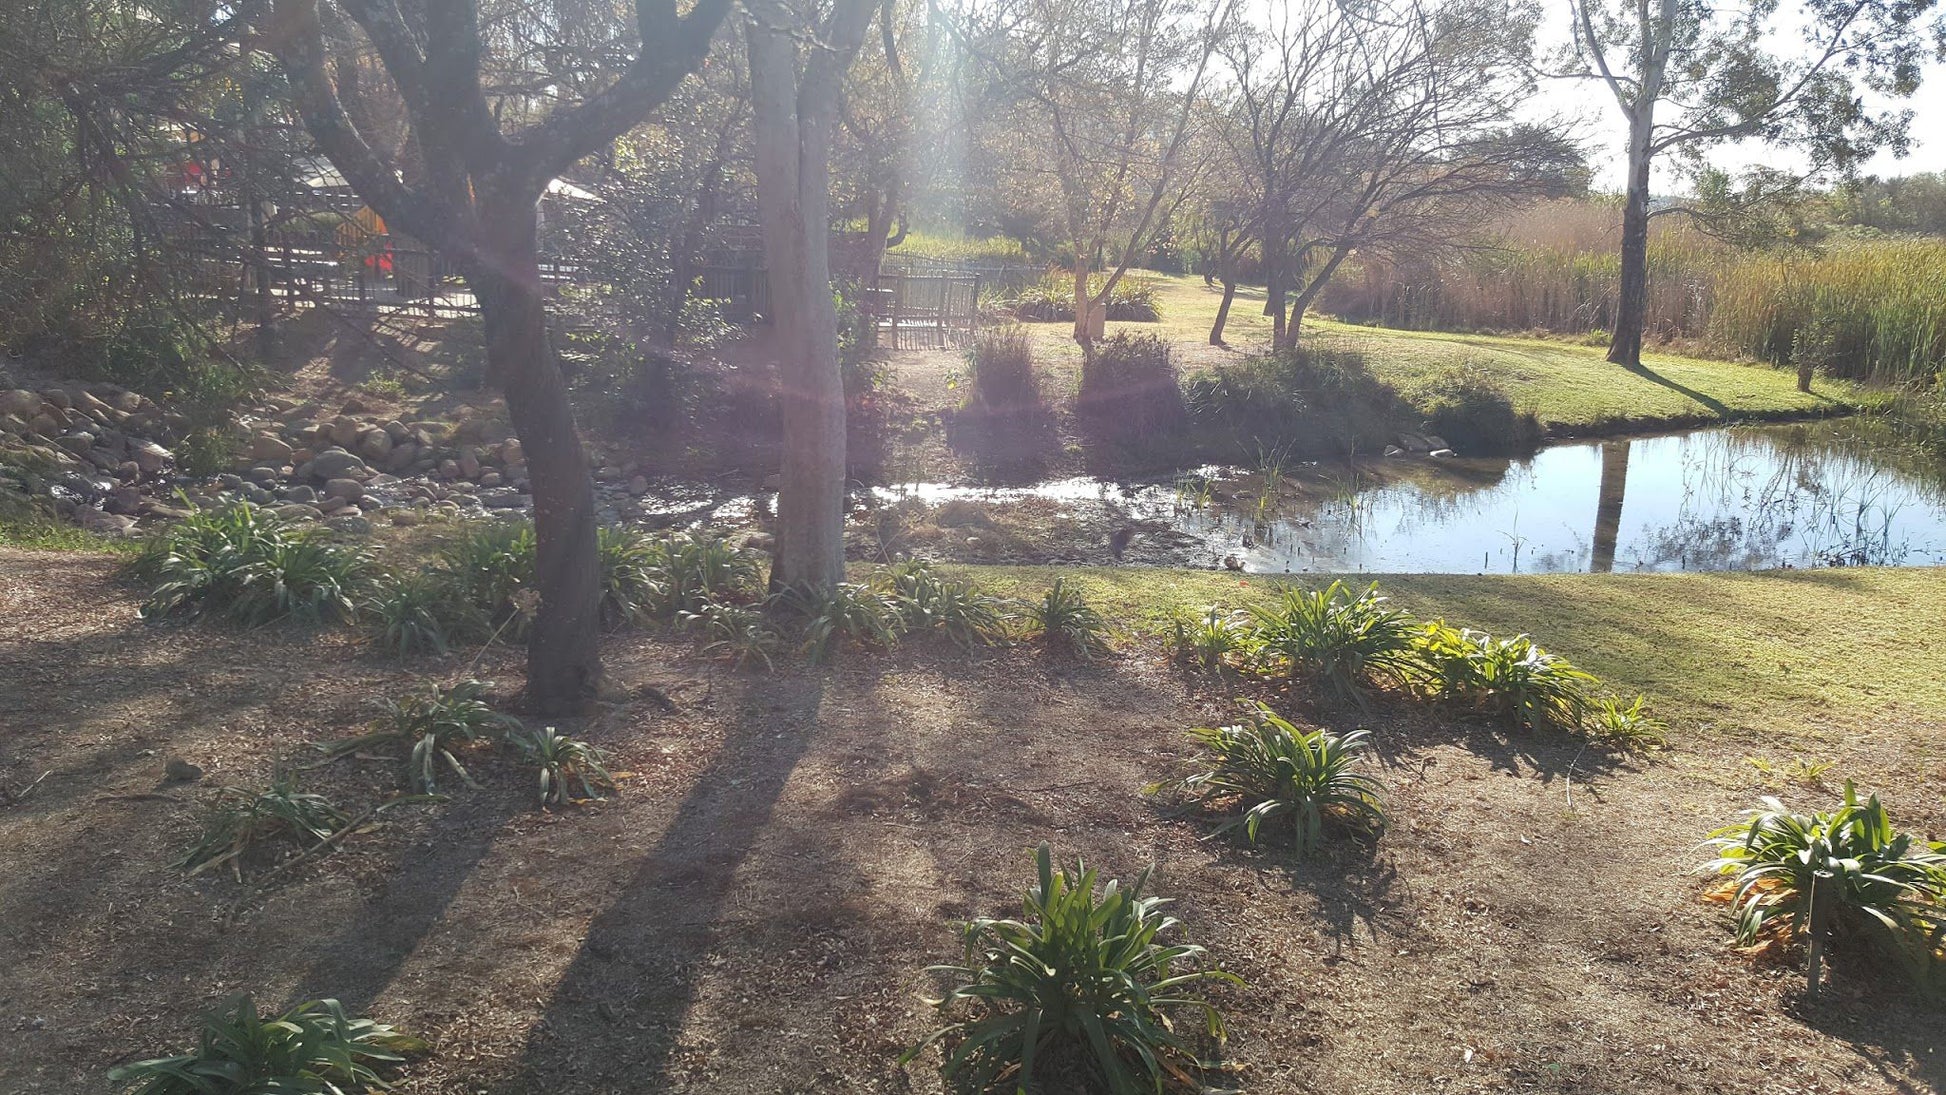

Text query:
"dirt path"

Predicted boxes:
[[0, 549, 1939, 1093]]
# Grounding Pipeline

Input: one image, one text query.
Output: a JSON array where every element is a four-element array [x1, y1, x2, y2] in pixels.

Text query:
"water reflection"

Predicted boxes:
[[863, 423, 1946, 573]]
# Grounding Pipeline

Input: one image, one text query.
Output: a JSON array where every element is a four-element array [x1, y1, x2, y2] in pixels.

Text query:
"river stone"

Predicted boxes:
[[272, 503, 324, 521], [457, 448, 482, 479], [283, 485, 319, 504], [246, 466, 281, 486], [500, 439, 523, 465], [478, 487, 528, 509], [324, 478, 363, 502], [0, 390, 40, 417], [384, 441, 419, 472], [132, 441, 171, 474], [309, 449, 368, 480], [111, 390, 142, 413], [41, 389, 71, 410], [325, 514, 374, 535], [248, 433, 294, 463], [356, 428, 392, 461], [55, 433, 95, 458], [328, 415, 362, 447], [77, 508, 138, 536], [28, 413, 61, 438]]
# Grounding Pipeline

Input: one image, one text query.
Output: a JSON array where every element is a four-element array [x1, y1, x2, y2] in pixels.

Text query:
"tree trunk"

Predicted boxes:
[[472, 194, 603, 712], [1071, 257, 1092, 343], [1591, 439, 1629, 573], [1608, 118, 1653, 367], [1210, 277, 1236, 345], [749, 16, 848, 593], [1262, 233, 1287, 347], [1278, 248, 1350, 352]]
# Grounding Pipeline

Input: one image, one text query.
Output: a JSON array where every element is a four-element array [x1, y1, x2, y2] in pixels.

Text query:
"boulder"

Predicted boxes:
[[383, 419, 410, 442], [111, 390, 143, 413], [355, 428, 392, 461], [0, 390, 40, 417], [457, 447, 482, 480], [500, 438, 523, 465], [40, 389, 71, 410], [328, 416, 362, 447], [55, 433, 95, 458], [384, 442, 419, 473], [104, 487, 144, 515], [247, 434, 294, 463], [628, 475, 649, 496], [246, 466, 281, 486], [131, 441, 172, 474], [323, 477, 363, 503], [309, 448, 368, 480], [325, 514, 374, 535], [272, 503, 324, 521], [283, 484, 319, 504], [76, 507, 138, 536], [0, 413, 27, 436]]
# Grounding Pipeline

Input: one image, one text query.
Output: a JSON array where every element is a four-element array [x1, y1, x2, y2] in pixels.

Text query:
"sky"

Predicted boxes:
[[1529, 24, 1946, 193]]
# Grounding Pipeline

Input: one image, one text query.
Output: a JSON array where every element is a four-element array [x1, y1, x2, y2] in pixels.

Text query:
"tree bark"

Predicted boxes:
[[472, 192, 603, 711], [1608, 125, 1653, 367], [748, 3, 868, 593], [1591, 439, 1629, 572], [1210, 277, 1236, 345]]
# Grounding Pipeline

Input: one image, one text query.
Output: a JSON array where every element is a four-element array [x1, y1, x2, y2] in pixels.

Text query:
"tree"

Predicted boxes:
[[744, 0, 879, 593], [262, 0, 731, 711], [1221, 0, 1564, 350], [960, 0, 1227, 343], [1566, 0, 1942, 367]]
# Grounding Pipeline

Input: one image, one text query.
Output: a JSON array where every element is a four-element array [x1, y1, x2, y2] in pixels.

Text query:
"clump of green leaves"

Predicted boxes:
[[784, 582, 906, 663], [1701, 782, 1946, 990], [1026, 578, 1108, 657], [433, 519, 537, 638], [1168, 606, 1253, 672], [881, 559, 1009, 649], [679, 599, 784, 671], [641, 528, 765, 618], [363, 572, 481, 658], [596, 525, 662, 626], [1410, 623, 1593, 729], [358, 679, 517, 794], [902, 844, 1238, 1094], [132, 503, 371, 626], [1246, 580, 1416, 705], [1587, 693, 1667, 750], [177, 773, 347, 879], [1167, 703, 1385, 853], [513, 726, 615, 807], [109, 995, 426, 1095]]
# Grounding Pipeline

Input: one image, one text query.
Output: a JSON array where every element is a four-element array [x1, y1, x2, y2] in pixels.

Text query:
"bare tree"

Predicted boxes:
[[262, 0, 731, 711], [745, 0, 879, 594], [1565, 0, 1941, 367], [1223, 0, 1568, 351]]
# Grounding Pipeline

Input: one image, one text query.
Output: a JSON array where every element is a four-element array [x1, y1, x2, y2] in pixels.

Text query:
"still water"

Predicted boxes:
[[874, 423, 1946, 574]]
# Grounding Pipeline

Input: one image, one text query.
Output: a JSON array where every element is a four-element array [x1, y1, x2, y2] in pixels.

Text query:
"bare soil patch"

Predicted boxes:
[[0, 549, 1940, 1094]]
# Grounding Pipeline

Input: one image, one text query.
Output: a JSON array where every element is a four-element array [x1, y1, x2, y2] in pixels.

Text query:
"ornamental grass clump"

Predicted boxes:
[[133, 502, 370, 626], [902, 844, 1238, 1094], [109, 996, 426, 1095], [1246, 580, 1417, 706], [177, 773, 347, 880], [1701, 782, 1946, 991], [1167, 703, 1385, 854]]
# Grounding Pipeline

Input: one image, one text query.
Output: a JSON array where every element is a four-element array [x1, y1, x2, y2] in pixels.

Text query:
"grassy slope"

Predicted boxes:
[[1014, 273, 1881, 431], [954, 564, 1946, 743]]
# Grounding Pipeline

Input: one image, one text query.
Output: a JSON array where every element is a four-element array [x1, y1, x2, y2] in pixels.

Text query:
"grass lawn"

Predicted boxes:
[[1010, 272, 1882, 433], [956, 564, 1946, 746]]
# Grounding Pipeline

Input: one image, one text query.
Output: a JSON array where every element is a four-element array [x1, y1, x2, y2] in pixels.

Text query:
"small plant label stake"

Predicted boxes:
[[1806, 869, 1836, 999]]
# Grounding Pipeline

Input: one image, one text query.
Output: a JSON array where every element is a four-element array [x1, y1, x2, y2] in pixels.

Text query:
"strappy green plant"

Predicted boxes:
[[1701, 782, 1946, 989], [1246, 580, 1416, 705], [881, 559, 1009, 648], [177, 773, 347, 879], [133, 503, 370, 626], [679, 599, 784, 671], [1026, 578, 1108, 657], [514, 725, 615, 807], [109, 996, 426, 1094], [1168, 606, 1253, 672], [1168, 703, 1385, 853], [902, 844, 1238, 1094], [784, 582, 906, 662]]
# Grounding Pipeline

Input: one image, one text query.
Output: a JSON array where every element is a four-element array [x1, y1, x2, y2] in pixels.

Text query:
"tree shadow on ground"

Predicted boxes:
[[1792, 983, 1945, 1094], [1623, 362, 1731, 415], [497, 673, 830, 1091]]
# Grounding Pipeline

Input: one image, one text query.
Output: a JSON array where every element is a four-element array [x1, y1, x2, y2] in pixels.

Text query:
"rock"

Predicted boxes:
[[478, 487, 529, 509], [163, 758, 204, 783], [309, 448, 367, 480], [437, 458, 460, 480], [272, 503, 324, 521], [324, 477, 363, 503], [248, 433, 294, 463], [242, 484, 273, 504], [1396, 432, 1433, 454], [76, 508, 138, 537], [500, 439, 523, 465], [142, 501, 195, 520], [628, 475, 649, 496], [479, 471, 503, 488], [41, 389, 71, 410], [283, 485, 319, 504], [114, 461, 141, 482], [28, 413, 61, 439], [384, 442, 419, 473], [340, 397, 371, 415], [1424, 434, 1449, 451], [75, 391, 115, 422], [131, 441, 171, 474], [111, 390, 142, 413], [0, 414, 27, 436], [328, 416, 362, 447], [324, 514, 374, 535], [1428, 448, 1457, 459], [390, 510, 422, 527], [104, 487, 144, 515], [1383, 445, 1405, 457], [55, 433, 95, 458], [739, 532, 775, 554], [383, 419, 410, 442], [355, 428, 392, 461], [246, 466, 281, 486], [457, 448, 482, 480], [0, 390, 40, 417]]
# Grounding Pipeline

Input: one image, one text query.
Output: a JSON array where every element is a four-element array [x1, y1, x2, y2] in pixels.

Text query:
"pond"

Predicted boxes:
[[860, 422, 1946, 573]]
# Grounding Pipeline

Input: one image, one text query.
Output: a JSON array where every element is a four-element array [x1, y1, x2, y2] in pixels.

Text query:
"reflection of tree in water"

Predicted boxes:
[[1621, 429, 1916, 569]]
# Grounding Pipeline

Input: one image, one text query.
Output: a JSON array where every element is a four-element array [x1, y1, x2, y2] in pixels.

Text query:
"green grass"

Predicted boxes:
[[0, 514, 139, 554], [945, 565, 1946, 740], [1008, 273, 1883, 433]]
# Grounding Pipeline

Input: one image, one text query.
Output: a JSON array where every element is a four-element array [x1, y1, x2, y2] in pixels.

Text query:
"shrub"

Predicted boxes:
[[966, 325, 1041, 411], [597, 525, 661, 626], [133, 503, 370, 627], [784, 582, 906, 663], [1246, 581, 1417, 706], [679, 599, 784, 671], [108, 996, 426, 1095], [1701, 782, 1946, 989], [514, 726, 615, 807], [368, 679, 518, 794], [1587, 693, 1668, 751], [1420, 625, 1593, 730], [177, 773, 347, 879], [882, 560, 1009, 649], [364, 572, 478, 658], [1168, 606, 1253, 672], [642, 528, 764, 618], [1401, 360, 1543, 455], [1183, 345, 1403, 458], [434, 519, 537, 638], [1026, 578, 1108, 657], [1012, 270, 1162, 322], [1076, 333, 1187, 445], [901, 844, 1237, 1094], [1169, 703, 1385, 853]]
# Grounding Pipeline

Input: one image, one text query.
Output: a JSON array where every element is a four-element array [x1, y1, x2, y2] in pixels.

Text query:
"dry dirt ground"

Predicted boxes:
[[1, 549, 1941, 1095]]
